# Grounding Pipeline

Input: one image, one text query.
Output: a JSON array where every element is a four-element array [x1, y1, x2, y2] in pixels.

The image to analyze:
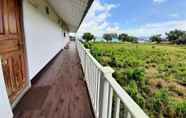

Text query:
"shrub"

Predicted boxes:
[[126, 80, 138, 96], [126, 80, 145, 108], [113, 69, 131, 86], [84, 42, 92, 49], [169, 100, 186, 117], [126, 67, 145, 82], [99, 56, 111, 66], [153, 89, 169, 113], [123, 58, 142, 67], [108, 57, 117, 67]]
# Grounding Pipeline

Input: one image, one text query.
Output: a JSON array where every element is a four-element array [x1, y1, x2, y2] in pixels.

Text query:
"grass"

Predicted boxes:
[[88, 42, 186, 118]]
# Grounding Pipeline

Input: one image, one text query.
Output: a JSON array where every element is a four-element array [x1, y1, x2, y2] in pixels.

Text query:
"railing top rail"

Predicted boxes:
[[104, 73, 149, 118], [78, 40, 103, 70], [77, 39, 149, 118]]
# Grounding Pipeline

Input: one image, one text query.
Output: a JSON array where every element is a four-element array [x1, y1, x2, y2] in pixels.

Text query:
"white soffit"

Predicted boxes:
[[48, 0, 93, 32]]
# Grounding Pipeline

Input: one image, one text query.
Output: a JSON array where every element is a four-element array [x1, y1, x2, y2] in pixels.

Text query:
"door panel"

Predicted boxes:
[[0, 0, 28, 104], [0, 0, 4, 34], [6, 0, 19, 33]]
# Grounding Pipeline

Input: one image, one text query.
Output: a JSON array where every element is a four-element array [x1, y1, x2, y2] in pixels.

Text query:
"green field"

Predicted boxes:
[[88, 42, 186, 118]]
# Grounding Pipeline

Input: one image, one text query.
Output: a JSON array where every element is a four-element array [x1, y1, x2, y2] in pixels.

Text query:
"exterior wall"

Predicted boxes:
[[0, 59, 13, 118], [23, 0, 69, 80]]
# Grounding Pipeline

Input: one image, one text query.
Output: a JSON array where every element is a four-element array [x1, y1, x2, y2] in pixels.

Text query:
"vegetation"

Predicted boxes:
[[103, 33, 113, 42], [118, 33, 138, 43], [89, 42, 186, 118], [82, 32, 95, 42], [166, 30, 186, 44], [150, 34, 162, 43]]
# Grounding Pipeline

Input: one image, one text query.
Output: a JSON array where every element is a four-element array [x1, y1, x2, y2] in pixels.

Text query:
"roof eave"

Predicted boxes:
[[73, 0, 94, 32]]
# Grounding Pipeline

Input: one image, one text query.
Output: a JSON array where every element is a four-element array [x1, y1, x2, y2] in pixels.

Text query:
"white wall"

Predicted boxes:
[[0, 60, 13, 118], [23, 0, 69, 80]]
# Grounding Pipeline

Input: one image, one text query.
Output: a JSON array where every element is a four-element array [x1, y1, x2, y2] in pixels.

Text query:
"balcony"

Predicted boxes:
[[13, 42, 94, 118], [13, 40, 148, 118]]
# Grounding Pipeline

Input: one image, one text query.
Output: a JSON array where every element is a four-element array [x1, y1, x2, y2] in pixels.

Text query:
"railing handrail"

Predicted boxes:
[[104, 74, 148, 118], [78, 41, 103, 70], [76, 39, 149, 118]]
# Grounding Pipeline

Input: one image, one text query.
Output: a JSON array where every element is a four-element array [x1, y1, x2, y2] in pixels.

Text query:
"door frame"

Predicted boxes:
[[0, 59, 13, 118]]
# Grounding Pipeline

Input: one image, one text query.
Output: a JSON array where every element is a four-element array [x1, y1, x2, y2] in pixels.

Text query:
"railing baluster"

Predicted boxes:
[[114, 97, 120, 118], [108, 87, 113, 118], [93, 61, 96, 107], [91, 59, 95, 105], [94, 66, 98, 112], [89, 57, 93, 103], [124, 106, 131, 118], [96, 69, 101, 117], [101, 79, 109, 118]]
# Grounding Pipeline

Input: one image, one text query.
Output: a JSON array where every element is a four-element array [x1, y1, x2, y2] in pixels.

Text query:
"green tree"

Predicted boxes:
[[118, 33, 129, 42], [103, 33, 113, 42], [128, 36, 138, 43], [175, 33, 186, 44], [82, 32, 95, 42], [166, 29, 186, 43], [150, 34, 162, 43], [119, 33, 138, 43]]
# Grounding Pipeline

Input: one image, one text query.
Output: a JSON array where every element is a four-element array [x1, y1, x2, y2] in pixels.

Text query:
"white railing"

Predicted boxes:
[[76, 39, 149, 118]]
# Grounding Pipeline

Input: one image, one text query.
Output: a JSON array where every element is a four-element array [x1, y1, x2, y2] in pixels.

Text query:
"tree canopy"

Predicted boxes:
[[103, 33, 113, 42], [150, 34, 162, 43], [82, 32, 95, 42], [118, 33, 138, 43], [166, 29, 186, 43]]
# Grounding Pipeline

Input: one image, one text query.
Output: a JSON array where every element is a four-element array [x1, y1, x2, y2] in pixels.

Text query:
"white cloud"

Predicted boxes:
[[123, 20, 186, 37], [77, 0, 120, 37], [153, 0, 168, 4]]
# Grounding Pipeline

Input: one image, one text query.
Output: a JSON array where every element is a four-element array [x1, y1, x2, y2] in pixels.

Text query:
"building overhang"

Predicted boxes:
[[47, 0, 93, 32]]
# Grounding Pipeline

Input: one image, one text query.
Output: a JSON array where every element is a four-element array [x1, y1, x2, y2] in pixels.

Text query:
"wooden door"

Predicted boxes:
[[0, 0, 28, 104]]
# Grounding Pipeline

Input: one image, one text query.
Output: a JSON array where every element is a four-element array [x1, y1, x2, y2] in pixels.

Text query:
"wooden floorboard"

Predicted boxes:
[[13, 42, 94, 118]]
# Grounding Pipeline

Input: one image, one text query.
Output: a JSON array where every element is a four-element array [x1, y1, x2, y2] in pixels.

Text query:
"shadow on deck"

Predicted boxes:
[[13, 42, 94, 118]]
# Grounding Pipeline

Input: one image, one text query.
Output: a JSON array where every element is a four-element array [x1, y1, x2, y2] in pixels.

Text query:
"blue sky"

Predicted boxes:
[[78, 0, 186, 37]]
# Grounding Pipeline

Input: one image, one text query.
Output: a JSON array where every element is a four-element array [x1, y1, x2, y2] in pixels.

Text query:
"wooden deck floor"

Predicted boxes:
[[13, 42, 94, 118]]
